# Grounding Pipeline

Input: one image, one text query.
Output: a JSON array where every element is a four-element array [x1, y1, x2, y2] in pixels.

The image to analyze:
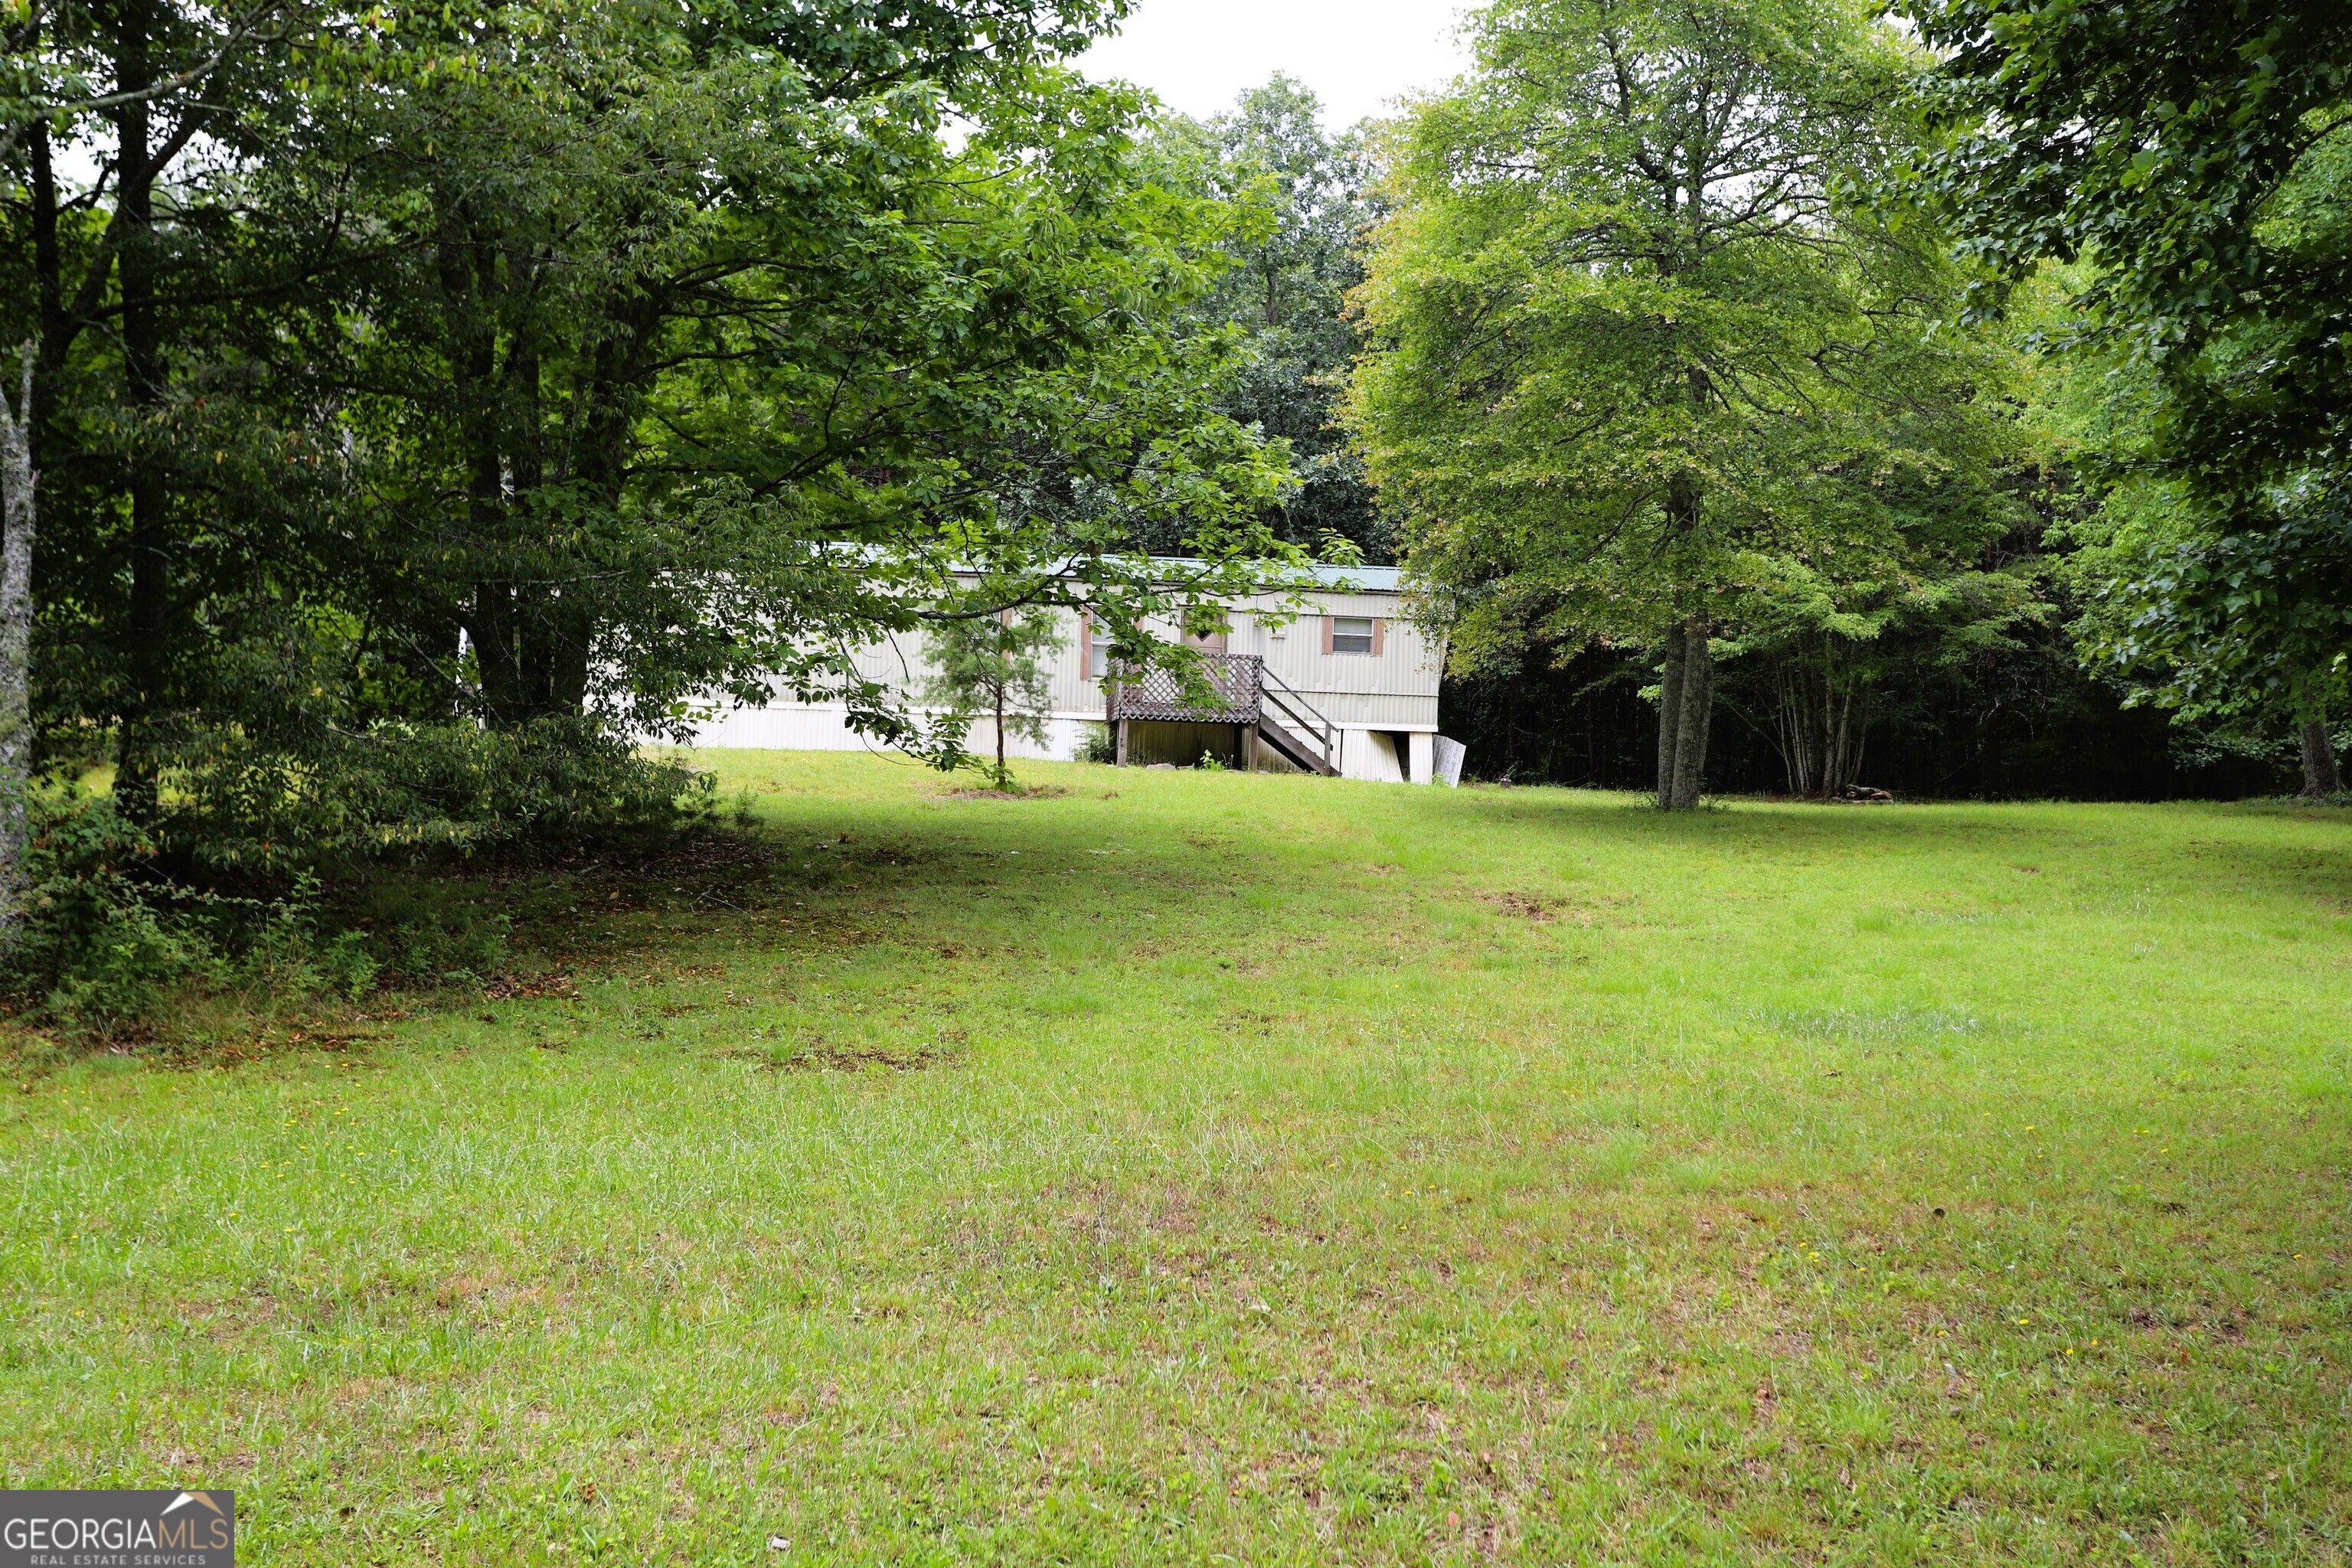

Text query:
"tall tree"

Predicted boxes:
[[1347, 0, 2024, 808], [0, 0, 307, 819], [283, 0, 1299, 741], [0, 345, 31, 930], [1153, 76, 1383, 559]]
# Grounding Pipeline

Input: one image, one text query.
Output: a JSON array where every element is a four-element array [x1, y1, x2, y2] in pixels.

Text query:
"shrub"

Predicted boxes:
[[1075, 724, 1118, 765], [161, 716, 714, 875], [5, 718, 710, 1032], [237, 874, 390, 1002], [339, 874, 513, 988], [9, 788, 213, 1027]]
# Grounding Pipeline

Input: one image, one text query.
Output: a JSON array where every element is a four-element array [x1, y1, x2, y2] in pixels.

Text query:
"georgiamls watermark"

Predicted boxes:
[[2, 1491, 234, 1567]]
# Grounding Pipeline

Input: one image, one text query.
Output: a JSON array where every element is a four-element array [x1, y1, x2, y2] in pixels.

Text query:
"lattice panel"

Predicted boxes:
[[1107, 653, 1263, 723]]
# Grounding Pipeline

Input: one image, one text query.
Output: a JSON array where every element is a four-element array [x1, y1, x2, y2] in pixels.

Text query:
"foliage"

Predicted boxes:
[[1152, 75, 1386, 559], [1713, 547, 2047, 795], [1906, 0, 2352, 761], [2010, 265, 2350, 769], [1346, 0, 2033, 806], [2070, 484, 2352, 730], [253, 0, 1293, 742], [335, 874, 513, 990], [0, 719, 697, 1026], [2, 0, 1306, 860], [1904, 0, 2352, 500], [155, 718, 714, 876], [0, 0, 1334, 991], [1438, 586, 2296, 799], [8, 788, 203, 1025]]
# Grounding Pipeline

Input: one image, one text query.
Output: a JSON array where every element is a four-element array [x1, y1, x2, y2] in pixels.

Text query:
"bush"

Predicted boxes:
[[1075, 724, 1118, 765], [340, 875, 513, 988], [161, 716, 714, 875], [237, 874, 390, 1002], [5, 719, 712, 1032], [9, 789, 212, 1027]]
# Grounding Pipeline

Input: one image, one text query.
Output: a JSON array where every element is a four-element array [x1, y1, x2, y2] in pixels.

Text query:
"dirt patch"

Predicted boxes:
[[484, 969, 580, 1001], [937, 785, 1070, 802], [1483, 892, 1569, 923], [725, 1034, 952, 1073], [1475, 890, 1635, 926]]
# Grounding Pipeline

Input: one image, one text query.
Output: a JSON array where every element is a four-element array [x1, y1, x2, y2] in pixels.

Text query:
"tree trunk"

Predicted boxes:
[[469, 581, 522, 723], [2299, 715, 2341, 797], [547, 596, 593, 717], [1658, 459, 1707, 811], [435, 189, 526, 728], [28, 122, 66, 456], [114, 0, 166, 821], [1655, 621, 1687, 809], [1666, 617, 1713, 811], [1771, 651, 1816, 796], [994, 678, 1008, 788], [549, 292, 656, 724], [0, 345, 37, 943]]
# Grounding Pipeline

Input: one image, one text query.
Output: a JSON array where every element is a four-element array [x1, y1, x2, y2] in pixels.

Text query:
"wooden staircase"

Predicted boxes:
[[1253, 666, 1339, 776]]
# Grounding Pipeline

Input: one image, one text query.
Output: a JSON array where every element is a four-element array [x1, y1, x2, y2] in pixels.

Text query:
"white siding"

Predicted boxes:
[[696, 702, 1097, 761], [1229, 593, 1441, 731]]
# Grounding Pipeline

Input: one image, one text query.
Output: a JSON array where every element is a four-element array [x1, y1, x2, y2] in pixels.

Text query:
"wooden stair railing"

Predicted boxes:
[[1254, 666, 1341, 776]]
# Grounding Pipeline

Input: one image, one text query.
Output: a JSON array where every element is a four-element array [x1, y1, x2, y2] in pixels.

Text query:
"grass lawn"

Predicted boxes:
[[4, 751, 2350, 1565]]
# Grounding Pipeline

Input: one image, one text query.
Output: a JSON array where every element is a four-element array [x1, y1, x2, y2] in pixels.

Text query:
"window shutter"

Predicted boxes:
[[1080, 615, 1093, 678], [1372, 618, 1387, 655], [1321, 615, 1334, 654]]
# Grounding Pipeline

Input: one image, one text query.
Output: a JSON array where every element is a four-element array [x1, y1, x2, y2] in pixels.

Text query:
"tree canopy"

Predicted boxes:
[[1906, 0, 2352, 785], [1347, 0, 2030, 806], [1152, 75, 1383, 560], [2, 0, 1303, 867]]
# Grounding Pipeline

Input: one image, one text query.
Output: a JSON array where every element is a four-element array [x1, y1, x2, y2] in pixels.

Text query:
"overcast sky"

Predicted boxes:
[[1076, 0, 1475, 129]]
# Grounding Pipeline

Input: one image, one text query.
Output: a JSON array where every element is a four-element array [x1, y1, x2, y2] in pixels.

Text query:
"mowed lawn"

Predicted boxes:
[[4, 753, 2350, 1566]]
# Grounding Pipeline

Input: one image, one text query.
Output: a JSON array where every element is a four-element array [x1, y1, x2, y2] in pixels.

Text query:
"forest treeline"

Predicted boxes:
[[0, 0, 2345, 1023]]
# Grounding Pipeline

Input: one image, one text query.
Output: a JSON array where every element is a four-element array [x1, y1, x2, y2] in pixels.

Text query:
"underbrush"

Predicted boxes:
[[2, 720, 722, 1046]]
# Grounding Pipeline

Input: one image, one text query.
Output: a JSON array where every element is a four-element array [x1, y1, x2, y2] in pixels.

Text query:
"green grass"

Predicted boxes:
[[5, 752, 2350, 1565]]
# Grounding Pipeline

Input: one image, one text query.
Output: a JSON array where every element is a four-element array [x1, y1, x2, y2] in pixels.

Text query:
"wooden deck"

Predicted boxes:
[[1106, 654, 1341, 775]]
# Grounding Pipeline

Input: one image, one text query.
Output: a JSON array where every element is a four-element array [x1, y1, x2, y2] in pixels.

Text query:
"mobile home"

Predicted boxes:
[[685, 562, 1452, 783]]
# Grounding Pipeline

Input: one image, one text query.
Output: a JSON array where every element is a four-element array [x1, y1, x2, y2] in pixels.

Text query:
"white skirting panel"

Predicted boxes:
[[1339, 728, 1405, 783], [685, 704, 1099, 763]]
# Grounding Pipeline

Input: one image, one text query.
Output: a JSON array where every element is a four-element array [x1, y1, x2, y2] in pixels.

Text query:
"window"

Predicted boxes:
[[1083, 617, 1121, 678], [1331, 616, 1377, 655]]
